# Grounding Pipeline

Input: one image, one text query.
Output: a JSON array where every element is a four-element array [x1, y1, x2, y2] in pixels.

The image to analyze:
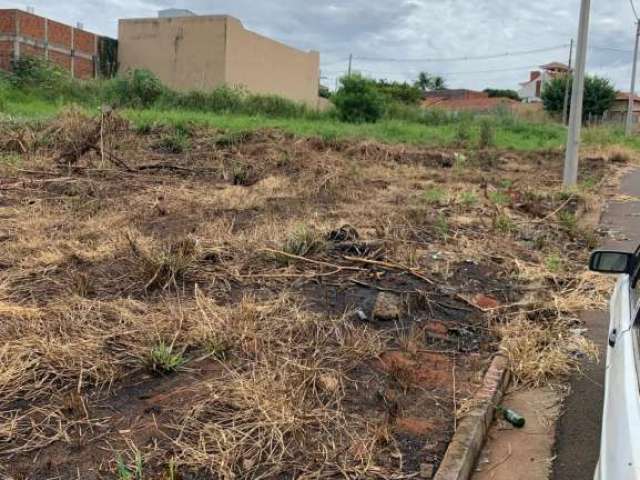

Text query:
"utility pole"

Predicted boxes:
[[564, 0, 591, 188], [562, 39, 574, 126], [348, 54, 353, 76], [626, 20, 640, 136]]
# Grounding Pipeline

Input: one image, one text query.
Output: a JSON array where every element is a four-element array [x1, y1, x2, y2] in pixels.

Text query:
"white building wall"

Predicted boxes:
[[518, 71, 555, 103]]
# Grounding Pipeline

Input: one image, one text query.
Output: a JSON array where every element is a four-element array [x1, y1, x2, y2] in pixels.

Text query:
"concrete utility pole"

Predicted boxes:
[[626, 20, 640, 136], [348, 54, 353, 76], [564, 0, 591, 188], [562, 39, 574, 126]]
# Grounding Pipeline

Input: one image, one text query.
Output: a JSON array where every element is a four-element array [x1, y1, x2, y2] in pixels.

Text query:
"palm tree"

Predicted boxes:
[[431, 75, 446, 91], [416, 72, 431, 92], [415, 72, 447, 92]]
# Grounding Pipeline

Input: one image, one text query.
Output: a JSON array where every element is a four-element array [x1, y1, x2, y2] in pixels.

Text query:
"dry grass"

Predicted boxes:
[[172, 294, 389, 478], [498, 316, 599, 387], [0, 110, 625, 477]]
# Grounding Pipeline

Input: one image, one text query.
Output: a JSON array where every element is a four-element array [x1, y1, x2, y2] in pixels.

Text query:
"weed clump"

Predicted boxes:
[[434, 213, 450, 239], [458, 190, 478, 208], [422, 186, 447, 205], [154, 130, 190, 154], [558, 211, 577, 231], [455, 119, 472, 145], [127, 234, 199, 291], [282, 226, 326, 258], [545, 254, 563, 273], [489, 190, 510, 206], [479, 119, 495, 149], [494, 214, 516, 233], [147, 341, 185, 374], [106, 69, 164, 107], [215, 130, 253, 148]]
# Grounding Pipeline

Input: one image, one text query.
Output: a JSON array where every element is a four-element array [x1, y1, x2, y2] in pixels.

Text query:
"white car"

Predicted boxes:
[[590, 249, 640, 480]]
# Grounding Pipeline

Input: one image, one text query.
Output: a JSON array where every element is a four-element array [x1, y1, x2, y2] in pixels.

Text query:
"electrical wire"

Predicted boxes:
[[630, 0, 639, 21], [352, 44, 570, 63], [591, 45, 634, 54], [354, 64, 541, 77]]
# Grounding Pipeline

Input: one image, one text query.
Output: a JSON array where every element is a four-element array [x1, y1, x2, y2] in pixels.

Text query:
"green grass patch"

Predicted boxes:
[[283, 226, 326, 258], [0, 153, 23, 167], [545, 254, 563, 273], [422, 186, 448, 205], [434, 213, 450, 239], [457, 190, 478, 207], [489, 190, 511, 206], [147, 342, 185, 374], [494, 214, 516, 233], [153, 130, 191, 154]]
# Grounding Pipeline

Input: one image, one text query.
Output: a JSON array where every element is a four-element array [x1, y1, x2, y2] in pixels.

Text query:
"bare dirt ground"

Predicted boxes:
[[0, 110, 625, 479]]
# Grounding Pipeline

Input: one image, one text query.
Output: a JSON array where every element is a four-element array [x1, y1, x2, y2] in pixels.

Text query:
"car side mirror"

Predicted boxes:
[[589, 250, 634, 274]]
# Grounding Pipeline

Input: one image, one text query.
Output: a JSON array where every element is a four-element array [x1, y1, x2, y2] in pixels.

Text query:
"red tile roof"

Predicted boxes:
[[541, 62, 570, 71], [616, 92, 640, 102], [422, 96, 519, 112]]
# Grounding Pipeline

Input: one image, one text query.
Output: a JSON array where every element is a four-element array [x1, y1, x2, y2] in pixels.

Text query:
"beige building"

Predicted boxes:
[[118, 14, 320, 106]]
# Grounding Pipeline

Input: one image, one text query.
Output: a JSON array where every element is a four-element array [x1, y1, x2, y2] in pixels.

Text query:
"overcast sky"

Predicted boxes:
[[5, 0, 638, 91]]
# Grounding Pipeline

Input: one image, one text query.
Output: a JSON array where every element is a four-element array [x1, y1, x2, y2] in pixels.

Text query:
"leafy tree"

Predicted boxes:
[[332, 74, 385, 123], [541, 75, 616, 119], [373, 79, 423, 105], [415, 72, 447, 92], [484, 89, 521, 101]]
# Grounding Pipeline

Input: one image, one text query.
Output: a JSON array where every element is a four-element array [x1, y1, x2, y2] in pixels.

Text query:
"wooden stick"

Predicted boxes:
[[345, 255, 487, 312], [261, 248, 364, 271], [343, 256, 436, 285], [100, 110, 105, 168], [239, 268, 345, 279]]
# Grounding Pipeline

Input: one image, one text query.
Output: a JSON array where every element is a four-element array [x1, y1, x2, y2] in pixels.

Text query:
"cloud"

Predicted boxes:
[[3, 0, 637, 90]]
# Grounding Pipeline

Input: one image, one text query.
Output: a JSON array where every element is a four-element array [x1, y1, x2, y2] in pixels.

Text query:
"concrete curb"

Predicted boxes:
[[434, 354, 511, 480]]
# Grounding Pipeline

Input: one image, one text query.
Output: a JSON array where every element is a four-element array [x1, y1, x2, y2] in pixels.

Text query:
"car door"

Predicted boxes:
[[596, 273, 640, 480]]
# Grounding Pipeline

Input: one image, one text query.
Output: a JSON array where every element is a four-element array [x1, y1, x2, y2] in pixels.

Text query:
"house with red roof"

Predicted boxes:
[[422, 89, 519, 112], [607, 92, 640, 124], [518, 62, 570, 103]]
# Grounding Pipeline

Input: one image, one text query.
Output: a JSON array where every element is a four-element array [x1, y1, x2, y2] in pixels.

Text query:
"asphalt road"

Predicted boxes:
[[553, 167, 640, 480]]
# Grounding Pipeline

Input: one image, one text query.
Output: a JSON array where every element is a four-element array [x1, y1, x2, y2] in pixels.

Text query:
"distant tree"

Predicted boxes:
[[373, 79, 423, 105], [332, 74, 385, 123], [484, 89, 521, 101], [541, 75, 616, 119], [415, 72, 447, 92], [319, 84, 331, 99]]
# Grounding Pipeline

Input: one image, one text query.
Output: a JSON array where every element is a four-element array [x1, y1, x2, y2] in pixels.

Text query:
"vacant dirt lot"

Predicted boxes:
[[0, 111, 621, 479]]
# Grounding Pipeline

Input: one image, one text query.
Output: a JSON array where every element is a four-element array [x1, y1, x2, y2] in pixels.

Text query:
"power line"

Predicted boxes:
[[435, 64, 543, 76], [352, 44, 570, 63], [631, 0, 639, 21], [331, 64, 548, 79], [591, 45, 634, 53]]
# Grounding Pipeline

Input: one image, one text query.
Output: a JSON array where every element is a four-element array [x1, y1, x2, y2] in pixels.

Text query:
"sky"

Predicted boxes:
[[5, 0, 639, 92]]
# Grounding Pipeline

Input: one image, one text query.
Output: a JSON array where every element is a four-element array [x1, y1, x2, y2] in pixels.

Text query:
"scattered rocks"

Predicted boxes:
[[372, 292, 402, 321], [471, 293, 500, 310]]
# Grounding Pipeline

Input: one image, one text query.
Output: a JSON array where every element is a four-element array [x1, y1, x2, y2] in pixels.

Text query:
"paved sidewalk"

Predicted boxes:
[[553, 167, 640, 480], [472, 167, 640, 480]]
